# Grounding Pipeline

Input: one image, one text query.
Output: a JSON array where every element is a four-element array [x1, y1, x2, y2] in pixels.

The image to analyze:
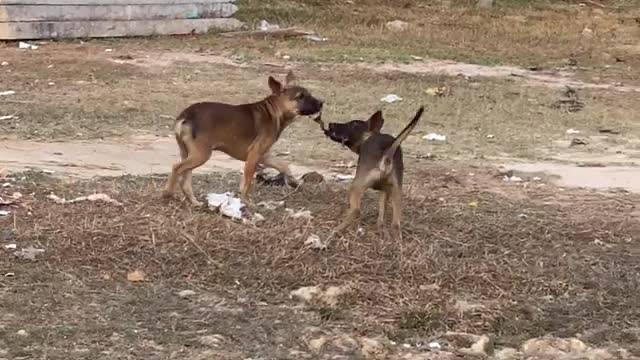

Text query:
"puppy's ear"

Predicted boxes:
[[268, 76, 283, 93], [285, 70, 297, 87], [366, 111, 384, 132]]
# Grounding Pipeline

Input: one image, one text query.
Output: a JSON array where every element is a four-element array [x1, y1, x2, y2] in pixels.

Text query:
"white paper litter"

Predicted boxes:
[[423, 133, 447, 142], [428, 341, 442, 350], [18, 42, 38, 50], [285, 208, 313, 219], [0, 90, 16, 96], [566, 128, 581, 135], [0, 61, 8, 66], [335, 174, 355, 181], [105, 48, 113, 52], [503, 175, 523, 182], [4, 244, 17, 250], [486, 134, 495, 139], [304, 234, 327, 250], [0, 210, 10, 216], [258, 20, 280, 31], [380, 94, 403, 103], [207, 192, 244, 220], [303, 34, 328, 42], [0, 115, 16, 120], [47, 193, 123, 206], [14, 246, 44, 260], [257, 200, 285, 210]]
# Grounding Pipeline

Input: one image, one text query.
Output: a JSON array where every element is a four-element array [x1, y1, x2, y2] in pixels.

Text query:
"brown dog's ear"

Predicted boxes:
[[285, 70, 297, 87], [367, 111, 384, 132], [268, 76, 283, 93]]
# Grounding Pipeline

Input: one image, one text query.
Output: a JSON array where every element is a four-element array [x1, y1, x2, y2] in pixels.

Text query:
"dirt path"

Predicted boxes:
[[0, 136, 343, 180]]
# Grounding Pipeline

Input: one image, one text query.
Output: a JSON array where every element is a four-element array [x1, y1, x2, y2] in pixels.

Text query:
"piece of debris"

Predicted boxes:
[[486, 134, 495, 139], [304, 234, 327, 250], [47, 193, 123, 206], [0, 210, 10, 216], [16, 329, 29, 337], [335, 174, 355, 181], [429, 341, 442, 351], [13, 246, 45, 261], [4, 272, 15, 277], [290, 285, 350, 307], [565, 128, 581, 135], [199, 334, 226, 347], [177, 290, 196, 298], [385, 20, 409, 31], [248, 213, 265, 224], [254, 201, 283, 212], [468, 201, 479, 208], [359, 337, 387, 359], [425, 86, 448, 97], [206, 192, 245, 220], [522, 337, 605, 359], [127, 270, 146, 282], [551, 87, 585, 112], [445, 332, 494, 357], [104, 48, 114, 52], [286, 208, 313, 219], [423, 133, 447, 142], [517, 213, 529, 219], [42, 169, 55, 174], [581, 26, 594, 38], [503, 175, 523, 182], [0, 90, 16, 96], [380, 94, 403, 103], [410, 55, 424, 60], [303, 34, 328, 42], [4, 244, 17, 250], [18, 42, 38, 50], [258, 19, 280, 31], [570, 138, 588, 147], [301, 171, 324, 184], [0, 61, 8, 66], [48, 82, 55, 86], [0, 115, 16, 120], [598, 128, 621, 135]]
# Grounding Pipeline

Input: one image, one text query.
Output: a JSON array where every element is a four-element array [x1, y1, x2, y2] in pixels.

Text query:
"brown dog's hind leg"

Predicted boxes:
[[172, 138, 212, 207], [163, 135, 188, 199], [334, 181, 367, 233], [377, 189, 390, 238], [389, 186, 403, 242]]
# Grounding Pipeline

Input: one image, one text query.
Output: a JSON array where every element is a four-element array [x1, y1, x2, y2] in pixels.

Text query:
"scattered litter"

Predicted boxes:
[[533, 177, 542, 181], [245, 212, 265, 225], [2, 183, 11, 188], [570, 138, 588, 147], [285, 208, 313, 219], [302, 34, 328, 42], [42, 169, 54, 174], [47, 193, 123, 206], [257, 200, 284, 210], [565, 128, 581, 135], [206, 192, 244, 220], [258, 19, 280, 31], [335, 174, 355, 181], [4, 244, 16, 250], [304, 234, 327, 250], [0, 61, 8, 66], [16, 329, 29, 337], [0, 115, 16, 120], [178, 290, 196, 298], [428, 341, 442, 351], [0, 210, 10, 216], [423, 133, 447, 142], [517, 213, 529, 219], [486, 134, 495, 139], [380, 94, 402, 103], [503, 175, 523, 182], [410, 55, 423, 60], [598, 128, 621, 135], [13, 246, 45, 261], [104, 48, 114, 52], [18, 42, 38, 50], [48, 82, 55, 86], [356, 227, 365, 235], [4, 272, 15, 277], [127, 270, 145, 282], [468, 201, 479, 208], [282, 55, 291, 61], [385, 20, 409, 31], [0, 90, 16, 96], [425, 86, 448, 97]]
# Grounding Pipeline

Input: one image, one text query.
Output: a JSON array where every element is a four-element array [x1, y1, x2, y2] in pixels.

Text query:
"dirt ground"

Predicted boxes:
[[1, 0, 640, 359]]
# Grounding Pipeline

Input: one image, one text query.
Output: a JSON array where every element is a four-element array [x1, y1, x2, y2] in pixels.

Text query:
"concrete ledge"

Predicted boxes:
[[0, 0, 235, 4], [0, 17, 244, 39], [0, 3, 238, 22]]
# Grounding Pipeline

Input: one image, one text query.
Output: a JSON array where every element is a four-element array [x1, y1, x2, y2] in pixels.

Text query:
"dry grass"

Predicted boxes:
[[1, 169, 639, 358]]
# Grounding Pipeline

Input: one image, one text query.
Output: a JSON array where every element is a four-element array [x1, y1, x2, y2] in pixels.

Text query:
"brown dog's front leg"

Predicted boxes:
[[240, 137, 273, 201]]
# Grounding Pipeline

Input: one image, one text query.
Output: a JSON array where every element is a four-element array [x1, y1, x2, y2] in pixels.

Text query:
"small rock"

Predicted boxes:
[[581, 27, 594, 38], [178, 290, 196, 298], [359, 337, 387, 359], [301, 171, 324, 184], [445, 332, 493, 356], [16, 329, 28, 337], [386, 20, 409, 31], [308, 336, 328, 352]]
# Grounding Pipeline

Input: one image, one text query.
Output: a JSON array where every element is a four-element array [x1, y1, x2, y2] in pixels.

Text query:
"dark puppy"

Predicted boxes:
[[163, 71, 323, 206], [315, 107, 424, 240]]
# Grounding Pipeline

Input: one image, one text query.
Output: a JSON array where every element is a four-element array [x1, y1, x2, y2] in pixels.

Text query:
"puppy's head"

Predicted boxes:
[[325, 110, 384, 153], [268, 71, 323, 117]]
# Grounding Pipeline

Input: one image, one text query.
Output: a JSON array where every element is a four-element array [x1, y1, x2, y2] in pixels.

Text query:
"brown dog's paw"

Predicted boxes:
[[161, 190, 175, 201]]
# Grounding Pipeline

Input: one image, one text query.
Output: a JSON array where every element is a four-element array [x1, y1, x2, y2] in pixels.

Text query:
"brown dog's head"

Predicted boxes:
[[324, 111, 384, 153], [268, 71, 323, 117]]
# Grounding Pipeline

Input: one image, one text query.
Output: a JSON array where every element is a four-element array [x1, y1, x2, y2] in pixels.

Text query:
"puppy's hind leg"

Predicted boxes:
[[163, 130, 188, 200], [389, 186, 403, 243]]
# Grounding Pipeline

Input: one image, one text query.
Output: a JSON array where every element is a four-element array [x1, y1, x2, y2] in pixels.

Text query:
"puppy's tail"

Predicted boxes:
[[379, 106, 424, 174]]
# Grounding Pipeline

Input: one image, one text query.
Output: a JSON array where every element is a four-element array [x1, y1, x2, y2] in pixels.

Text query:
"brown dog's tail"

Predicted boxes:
[[379, 106, 425, 174]]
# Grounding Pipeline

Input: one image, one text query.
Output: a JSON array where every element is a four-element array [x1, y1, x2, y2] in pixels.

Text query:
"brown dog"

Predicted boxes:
[[315, 107, 424, 240], [163, 71, 323, 206]]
